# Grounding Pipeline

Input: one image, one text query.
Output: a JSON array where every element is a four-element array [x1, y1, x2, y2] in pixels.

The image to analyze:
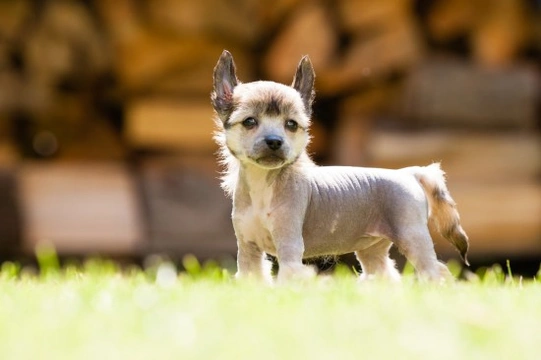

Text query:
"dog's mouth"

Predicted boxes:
[[254, 154, 286, 168]]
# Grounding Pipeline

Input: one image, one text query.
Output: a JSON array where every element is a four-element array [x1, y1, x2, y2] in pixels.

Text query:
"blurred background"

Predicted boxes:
[[0, 0, 539, 274]]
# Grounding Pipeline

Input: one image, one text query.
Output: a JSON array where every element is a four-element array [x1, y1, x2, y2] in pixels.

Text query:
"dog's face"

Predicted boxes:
[[212, 51, 315, 169]]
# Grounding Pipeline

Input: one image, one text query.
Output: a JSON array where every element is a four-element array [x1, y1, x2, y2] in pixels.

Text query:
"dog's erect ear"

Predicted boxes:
[[292, 55, 315, 115], [212, 50, 239, 120]]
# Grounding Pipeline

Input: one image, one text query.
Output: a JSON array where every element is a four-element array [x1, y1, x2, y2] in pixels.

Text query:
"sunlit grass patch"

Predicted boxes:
[[0, 254, 540, 360]]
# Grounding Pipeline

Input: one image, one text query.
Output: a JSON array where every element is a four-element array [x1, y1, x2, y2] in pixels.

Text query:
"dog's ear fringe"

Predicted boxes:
[[212, 120, 239, 198]]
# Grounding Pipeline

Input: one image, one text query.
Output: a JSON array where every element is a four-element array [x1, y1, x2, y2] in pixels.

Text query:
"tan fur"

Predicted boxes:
[[211, 50, 470, 283], [409, 163, 470, 265]]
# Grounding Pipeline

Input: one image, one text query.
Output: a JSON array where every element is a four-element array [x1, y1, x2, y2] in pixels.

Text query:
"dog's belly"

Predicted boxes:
[[302, 234, 382, 258], [301, 210, 381, 257]]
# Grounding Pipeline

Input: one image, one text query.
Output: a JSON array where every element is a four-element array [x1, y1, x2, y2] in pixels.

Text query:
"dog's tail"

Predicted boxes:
[[408, 163, 470, 266]]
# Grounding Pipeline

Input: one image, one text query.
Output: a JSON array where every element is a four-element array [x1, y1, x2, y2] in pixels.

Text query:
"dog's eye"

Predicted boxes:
[[242, 117, 258, 129], [285, 119, 298, 132]]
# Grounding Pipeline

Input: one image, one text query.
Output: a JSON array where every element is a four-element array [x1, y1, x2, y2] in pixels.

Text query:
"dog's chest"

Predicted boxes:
[[233, 173, 277, 253]]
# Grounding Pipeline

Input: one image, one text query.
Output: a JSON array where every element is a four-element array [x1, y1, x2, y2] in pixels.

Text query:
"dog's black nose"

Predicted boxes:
[[264, 135, 283, 151]]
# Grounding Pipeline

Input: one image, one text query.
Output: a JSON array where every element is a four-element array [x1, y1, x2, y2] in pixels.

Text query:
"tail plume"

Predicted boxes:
[[411, 163, 470, 265]]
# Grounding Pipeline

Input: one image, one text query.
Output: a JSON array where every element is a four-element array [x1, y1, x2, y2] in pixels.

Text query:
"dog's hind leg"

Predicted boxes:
[[355, 239, 401, 282], [236, 241, 272, 283], [394, 227, 452, 282]]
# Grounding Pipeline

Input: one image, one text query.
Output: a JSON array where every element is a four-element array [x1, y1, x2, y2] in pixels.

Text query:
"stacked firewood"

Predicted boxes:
[[0, 0, 539, 259], [0, 0, 539, 157]]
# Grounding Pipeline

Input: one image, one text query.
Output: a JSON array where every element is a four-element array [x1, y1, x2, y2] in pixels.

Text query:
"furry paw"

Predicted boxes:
[[417, 262, 455, 284], [235, 271, 273, 285], [277, 264, 316, 284], [358, 271, 402, 283]]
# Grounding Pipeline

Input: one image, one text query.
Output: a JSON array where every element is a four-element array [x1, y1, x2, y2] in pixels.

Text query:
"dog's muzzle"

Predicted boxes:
[[264, 135, 283, 151], [251, 135, 287, 167], [255, 154, 285, 167]]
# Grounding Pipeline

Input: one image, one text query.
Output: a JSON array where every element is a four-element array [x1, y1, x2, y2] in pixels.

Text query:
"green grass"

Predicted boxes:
[[0, 255, 540, 360]]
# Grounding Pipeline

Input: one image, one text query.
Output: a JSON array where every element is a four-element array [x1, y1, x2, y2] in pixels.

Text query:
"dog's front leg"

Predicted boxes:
[[236, 240, 272, 283], [274, 231, 316, 283]]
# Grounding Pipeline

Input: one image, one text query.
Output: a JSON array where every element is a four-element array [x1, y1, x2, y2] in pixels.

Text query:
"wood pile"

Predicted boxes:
[[17, 163, 144, 255], [0, 0, 539, 261], [139, 156, 236, 259], [0, 169, 19, 255]]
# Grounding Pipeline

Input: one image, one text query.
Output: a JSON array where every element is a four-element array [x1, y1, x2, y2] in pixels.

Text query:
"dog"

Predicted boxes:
[[211, 50, 469, 283]]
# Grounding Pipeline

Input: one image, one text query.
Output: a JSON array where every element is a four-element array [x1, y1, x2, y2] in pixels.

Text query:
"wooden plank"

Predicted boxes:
[[18, 162, 144, 255], [337, 0, 412, 32], [366, 130, 541, 184], [125, 99, 217, 153], [264, 2, 336, 84], [96, 0, 255, 93], [399, 59, 540, 128], [426, 0, 477, 42], [0, 137, 18, 166], [140, 156, 236, 259], [145, 0, 263, 45], [0, 0, 31, 40], [0, 168, 21, 254], [471, 0, 530, 67], [113, 35, 227, 94], [434, 183, 541, 258], [318, 21, 424, 94]]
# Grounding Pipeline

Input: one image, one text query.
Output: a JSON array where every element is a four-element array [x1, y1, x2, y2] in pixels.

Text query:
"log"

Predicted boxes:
[[140, 156, 236, 259], [264, 2, 337, 84], [318, 21, 424, 94], [18, 163, 144, 255], [427, 0, 477, 42], [428, 0, 533, 67], [434, 183, 541, 258], [0, 139, 18, 166], [125, 99, 217, 153], [111, 34, 231, 94], [146, 46, 254, 95], [0, 168, 20, 254], [96, 0, 254, 94], [366, 130, 541, 184], [24, 0, 109, 86], [144, 0, 267, 45], [337, 0, 412, 33], [329, 86, 400, 165], [471, 0, 530, 67], [399, 59, 540, 128], [0, 0, 31, 40]]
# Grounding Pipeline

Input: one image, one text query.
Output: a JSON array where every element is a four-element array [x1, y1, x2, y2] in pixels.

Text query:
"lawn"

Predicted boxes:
[[0, 253, 540, 360]]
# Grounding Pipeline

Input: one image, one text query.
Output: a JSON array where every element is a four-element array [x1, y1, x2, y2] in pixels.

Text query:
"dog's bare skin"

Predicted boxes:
[[211, 50, 469, 283]]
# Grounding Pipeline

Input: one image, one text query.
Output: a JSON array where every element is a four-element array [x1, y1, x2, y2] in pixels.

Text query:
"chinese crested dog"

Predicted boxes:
[[211, 50, 469, 283]]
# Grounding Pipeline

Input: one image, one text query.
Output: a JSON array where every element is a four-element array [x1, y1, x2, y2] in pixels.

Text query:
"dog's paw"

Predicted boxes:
[[235, 271, 273, 285], [277, 264, 316, 284], [417, 262, 455, 284], [358, 268, 402, 283]]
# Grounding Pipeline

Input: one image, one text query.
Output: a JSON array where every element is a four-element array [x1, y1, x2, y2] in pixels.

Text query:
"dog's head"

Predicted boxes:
[[211, 50, 315, 169]]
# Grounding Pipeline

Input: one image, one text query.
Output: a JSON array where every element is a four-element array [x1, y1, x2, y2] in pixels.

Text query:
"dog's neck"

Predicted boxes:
[[239, 162, 282, 192], [243, 152, 314, 190], [221, 149, 315, 199]]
